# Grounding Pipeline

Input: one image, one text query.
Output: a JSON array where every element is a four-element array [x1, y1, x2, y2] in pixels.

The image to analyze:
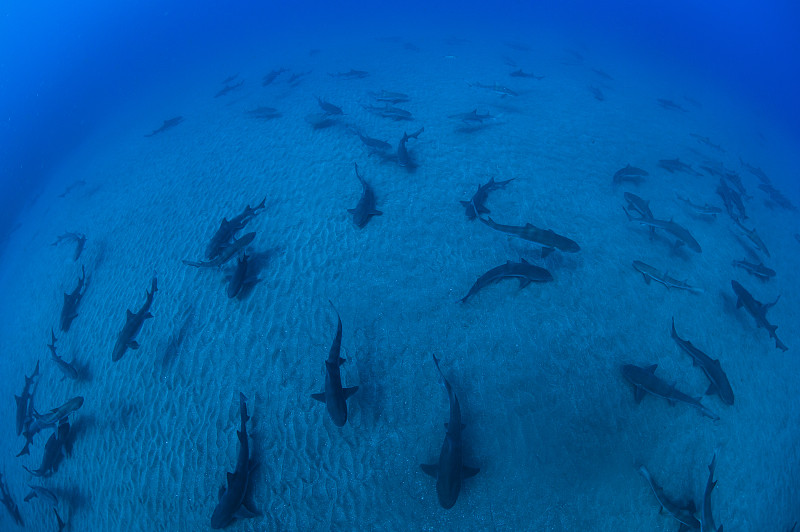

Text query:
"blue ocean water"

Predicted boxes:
[[0, 1, 798, 530]]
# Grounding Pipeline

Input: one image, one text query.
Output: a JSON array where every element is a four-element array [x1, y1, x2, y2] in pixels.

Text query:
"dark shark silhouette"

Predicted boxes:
[[311, 302, 358, 426], [112, 277, 157, 362]]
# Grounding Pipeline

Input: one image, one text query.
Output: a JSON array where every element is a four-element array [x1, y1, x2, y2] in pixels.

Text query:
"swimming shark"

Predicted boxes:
[[369, 90, 410, 103], [316, 96, 343, 115], [460, 259, 553, 302], [210, 393, 259, 529], [702, 453, 723, 532], [261, 68, 287, 86], [730, 280, 787, 351], [624, 192, 653, 220], [732, 259, 775, 280], [353, 130, 392, 151], [460, 177, 514, 220], [733, 219, 769, 257], [690, 133, 725, 153], [398, 127, 424, 168], [658, 158, 702, 176], [0, 473, 24, 526], [51, 232, 87, 261], [363, 103, 413, 121], [60, 265, 86, 332], [716, 179, 747, 221], [24, 484, 58, 506], [348, 163, 382, 228], [214, 81, 244, 98], [613, 164, 649, 185], [15, 360, 39, 437], [739, 158, 771, 185], [676, 194, 722, 218], [448, 109, 493, 123], [622, 364, 719, 420], [468, 82, 518, 97], [623, 209, 702, 253], [206, 199, 265, 259], [671, 318, 734, 405], [478, 215, 580, 257], [657, 99, 686, 112], [144, 117, 183, 137], [421, 355, 479, 509], [227, 253, 252, 299], [47, 330, 78, 380], [185, 232, 256, 268], [112, 277, 158, 362], [311, 302, 358, 427], [24, 428, 64, 477], [637, 464, 700, 531], [26, 397, 83, 438], [509, 69, 544, 79], [631, 261, 703, 294], [759, 183, 796, 211], [329, 69, 369, 79]]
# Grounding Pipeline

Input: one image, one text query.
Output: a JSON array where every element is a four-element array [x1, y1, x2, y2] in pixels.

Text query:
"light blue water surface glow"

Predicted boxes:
[[0, 1, 798, 530]]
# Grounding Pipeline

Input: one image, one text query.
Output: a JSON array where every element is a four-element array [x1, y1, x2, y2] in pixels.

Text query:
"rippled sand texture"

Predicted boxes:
[[0, 35, 798, 531]]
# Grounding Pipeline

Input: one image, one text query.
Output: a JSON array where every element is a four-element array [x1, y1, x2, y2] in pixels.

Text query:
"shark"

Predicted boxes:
[[509, 69, 544, 79], [144, 117, 183, 137], [363, 103, 413, 121], [398, 127, 424, 168], [51, 232, 87, 261], [15, 360, 39, 437], [468, 82, 518, 97], [26, 397, 83, 438], [623, 209, 702, 253], [632, 261, 703, 294], [348, 163, 382, 228], [637, 465, 700, 531], [676, 194, 722, 218], [329, 69, 369, 79], [733, 219, 769, 257], [210, 393, 259, 529], [112, 277, 158, 362], [24, 484, 58, 506], [460, 259, 553, 302], [622, 363, 719, 420], [311, 302, 358, 427], [671, 318, 734, 405], [214, 81, 244, 98], [60, 265, 86, 332], [316, 96, 343, 115], [421, 355, 479, 509], [657, 99, 687, 112], [730, 280, 787, 351], [369, 90, 410, 103], [184, 232, 256, 268], [658, 158, 702, 176], [47, 330, 78, 380], [478, 215, 580, 257], [206, 199, 265, 259], [624, 192, 653, 220], [0, 473, 24, 526], [702, 453, 723, 532], [448, 109, 493, 123], [732, 259, 775, 280], [613, 164, 649, 185], [460, 177, 514, 220], [261, 68, 287, 86], [227, 253, 254, 299]]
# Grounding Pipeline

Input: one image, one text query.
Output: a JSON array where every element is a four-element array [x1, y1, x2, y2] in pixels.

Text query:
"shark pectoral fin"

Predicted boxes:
[[343, 386, 359, 399], [705, 383, 718, 396], [541, 247, 555, 259], [420, 464, 438, 477], [128, 341, 140, 350], [235, 503, 260, 519], [311, 393, 325, 402], [338, 357, 347, 365], [518, 278, 532, 289], [372, 210, 383, 216], [462, 466, 480, 478], [633, 386, 645, 404], [641, 273, 650, 284]]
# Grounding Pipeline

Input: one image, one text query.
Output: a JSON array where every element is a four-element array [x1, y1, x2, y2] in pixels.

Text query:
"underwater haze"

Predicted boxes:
[[0, 0, 798, 530]]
